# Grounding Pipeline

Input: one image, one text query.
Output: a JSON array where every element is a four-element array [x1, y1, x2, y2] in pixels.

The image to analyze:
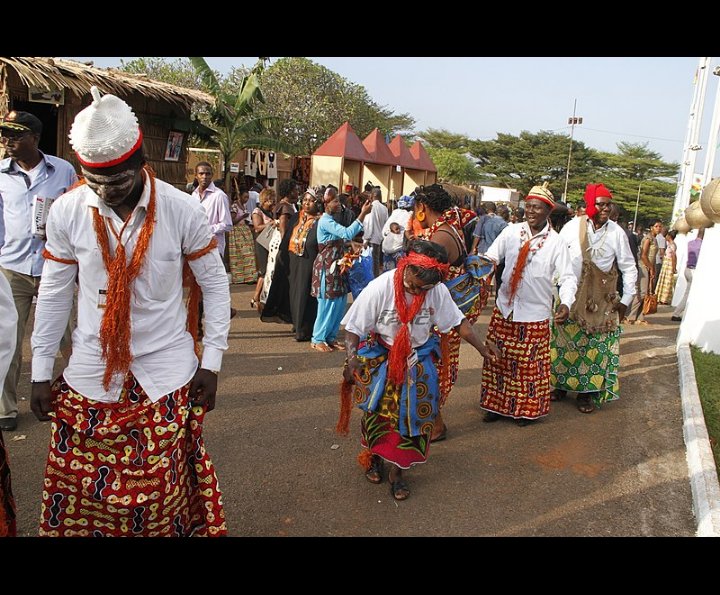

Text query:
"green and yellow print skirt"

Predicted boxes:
[[550, 319, 621, 406]]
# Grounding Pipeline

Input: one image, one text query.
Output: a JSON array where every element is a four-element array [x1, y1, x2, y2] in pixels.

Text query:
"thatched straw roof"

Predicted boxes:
[[0, 57, 212, 110], [440, 182, 478, 201]]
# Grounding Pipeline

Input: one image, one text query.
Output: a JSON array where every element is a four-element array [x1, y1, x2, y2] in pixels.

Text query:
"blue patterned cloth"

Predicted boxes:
[[356, 335, 441, 438]]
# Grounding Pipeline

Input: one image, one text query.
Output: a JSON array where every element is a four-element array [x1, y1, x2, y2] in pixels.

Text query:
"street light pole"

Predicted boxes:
[[632, 181, 642, 231], [562, 99, 583, 204]]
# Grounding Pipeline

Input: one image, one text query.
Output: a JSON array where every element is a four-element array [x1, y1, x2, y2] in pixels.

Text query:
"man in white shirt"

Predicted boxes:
[[245, 182, 262, 215], [192, 162, 233, 258], [30, 87, 230, 537], [479, 183, 577, 426], [363, 187, 389, 277], [0, 110, 77, 432], [552, 183, 637, 414]]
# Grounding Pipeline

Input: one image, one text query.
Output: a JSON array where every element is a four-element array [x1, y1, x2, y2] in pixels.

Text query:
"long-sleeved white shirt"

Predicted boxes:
[[485, 221, 577, 322], [31, 177, 231, 403], [363, 200, 389, 245], [0, 272, 17, 388], [559, 216, 637, 307], [192, 182, 233, 255]]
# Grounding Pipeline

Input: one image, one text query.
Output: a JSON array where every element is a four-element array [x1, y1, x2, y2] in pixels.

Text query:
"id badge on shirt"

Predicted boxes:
[[98, 289, 108, 309]]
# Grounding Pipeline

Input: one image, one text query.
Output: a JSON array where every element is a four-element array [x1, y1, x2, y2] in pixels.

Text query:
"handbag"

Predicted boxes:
[[255, 223, 275, 251], [642, 293, 658, 316]]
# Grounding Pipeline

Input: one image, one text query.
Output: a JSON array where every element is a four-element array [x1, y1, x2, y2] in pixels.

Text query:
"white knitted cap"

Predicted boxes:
[[69, 86, 142, 168]]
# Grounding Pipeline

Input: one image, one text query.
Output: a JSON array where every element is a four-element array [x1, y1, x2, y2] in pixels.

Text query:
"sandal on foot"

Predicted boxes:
[[577, 394, 595, 414], [550, 389, 566, 402], [516, 418, 533, 427], [483, 411, 501, 423], [390, 478, 410, 501], [365, 456, 384, 484], [328, 341, 345, 351], [310, 342, 334, 353], [430, 426, 448, 443]]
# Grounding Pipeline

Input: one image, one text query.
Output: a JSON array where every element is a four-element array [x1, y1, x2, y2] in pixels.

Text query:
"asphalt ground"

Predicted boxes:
[[5, 285, 695, 536]]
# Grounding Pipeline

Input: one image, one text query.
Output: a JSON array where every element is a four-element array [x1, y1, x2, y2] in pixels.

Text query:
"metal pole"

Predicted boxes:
[[675, 57, 711, 219], [632, 181, 642, 231], [702, 65, 720, 185], [562, 99, 577, 203]]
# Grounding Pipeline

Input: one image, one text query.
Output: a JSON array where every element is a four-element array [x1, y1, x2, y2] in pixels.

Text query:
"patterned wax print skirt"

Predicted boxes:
[[39, 374, 227, 537]]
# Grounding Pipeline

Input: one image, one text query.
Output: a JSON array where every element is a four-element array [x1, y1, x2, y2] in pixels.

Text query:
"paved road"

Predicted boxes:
[[6, 285, 695, 536]]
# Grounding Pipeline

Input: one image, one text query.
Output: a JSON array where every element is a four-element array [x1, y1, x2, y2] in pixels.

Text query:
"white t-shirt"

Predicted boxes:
[[341, 269, 465, 347], [245, 190, 260, 213], [20, 159, 46, 187]]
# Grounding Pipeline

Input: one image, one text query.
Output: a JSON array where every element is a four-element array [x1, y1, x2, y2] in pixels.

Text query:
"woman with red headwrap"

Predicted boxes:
[[551, 183, 637, 414], [338, 240, 499, 501]]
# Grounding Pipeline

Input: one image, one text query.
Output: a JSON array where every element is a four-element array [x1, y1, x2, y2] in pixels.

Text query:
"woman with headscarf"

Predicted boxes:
[[409, 184, 485, 441], [338, 240, 499, 500], [310, 188, 372, 352]]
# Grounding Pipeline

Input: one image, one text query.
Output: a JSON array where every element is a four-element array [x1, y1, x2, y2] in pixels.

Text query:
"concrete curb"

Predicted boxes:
[[677, 342, 720, 536]]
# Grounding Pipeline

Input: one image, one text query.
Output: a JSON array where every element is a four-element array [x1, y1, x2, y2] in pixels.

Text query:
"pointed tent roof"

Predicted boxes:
[[313, 121, 371, 162], [362, 129, 396, 166], [409, 141, 437, 172], [388, 135, 417, 169]]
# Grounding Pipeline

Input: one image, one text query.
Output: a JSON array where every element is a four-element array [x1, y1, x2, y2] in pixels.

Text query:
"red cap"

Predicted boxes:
[[584, 183, 612, 218]]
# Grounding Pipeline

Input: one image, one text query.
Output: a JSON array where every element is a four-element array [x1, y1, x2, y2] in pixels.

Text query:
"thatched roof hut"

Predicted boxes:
[[439, 182, 478, 207], [0, 57, 212, 188]]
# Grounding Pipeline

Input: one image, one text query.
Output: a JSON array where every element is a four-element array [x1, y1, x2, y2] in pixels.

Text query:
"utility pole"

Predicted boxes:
[[702, 65, 720, 185], [673, 57, 711, 222], [562, 99, 583, 204], [632, 181, 642, 232]]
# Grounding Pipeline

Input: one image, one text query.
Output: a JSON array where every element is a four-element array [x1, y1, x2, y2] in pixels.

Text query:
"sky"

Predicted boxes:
[[68, 56, 720, 175]]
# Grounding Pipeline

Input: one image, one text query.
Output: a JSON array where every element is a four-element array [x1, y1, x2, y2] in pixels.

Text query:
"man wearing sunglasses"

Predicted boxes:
[[551, 183, 637, 415], [0, 111, 77, 432]]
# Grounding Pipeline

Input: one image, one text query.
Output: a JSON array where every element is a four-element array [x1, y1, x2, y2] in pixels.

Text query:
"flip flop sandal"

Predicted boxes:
[[311, 342, 333, 353], [577, 394, 595, 414], [390, 479, 410, 501], [365, 456, 384, 484], [328, 341, 346, 351]]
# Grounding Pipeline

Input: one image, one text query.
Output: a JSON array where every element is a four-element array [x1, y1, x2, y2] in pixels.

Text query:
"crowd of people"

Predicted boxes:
[[0, 89, 692, 535]]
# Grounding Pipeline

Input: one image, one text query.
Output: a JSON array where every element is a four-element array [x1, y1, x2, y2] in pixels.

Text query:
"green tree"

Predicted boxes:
[[418, 128, 472, 151], [469, 130, 603, 197], [256, 57, 415, 155], [189, 57, 296, 190], [120, 57, 205, 90], [426, 147, 481, 185], [594, 142, 679, 224]]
